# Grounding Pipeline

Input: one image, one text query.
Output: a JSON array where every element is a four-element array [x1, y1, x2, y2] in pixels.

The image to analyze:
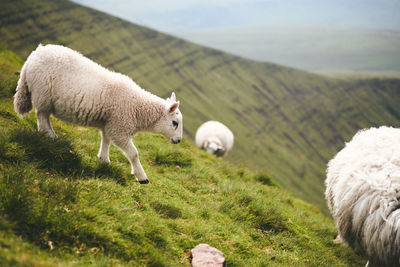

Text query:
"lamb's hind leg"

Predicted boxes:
[[97, 130, 111, 163], [112, 137, 148, 184], [36, 110, 57, 138]]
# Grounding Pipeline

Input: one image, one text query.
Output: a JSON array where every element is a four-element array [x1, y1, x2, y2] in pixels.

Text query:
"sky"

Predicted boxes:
[[73, 0, 400, 33]]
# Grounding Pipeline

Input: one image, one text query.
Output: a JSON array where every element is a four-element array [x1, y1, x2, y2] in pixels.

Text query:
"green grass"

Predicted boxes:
[[1, 0, 400, 215], [0, 43, 23, 99], [0, 46, 365, 266]]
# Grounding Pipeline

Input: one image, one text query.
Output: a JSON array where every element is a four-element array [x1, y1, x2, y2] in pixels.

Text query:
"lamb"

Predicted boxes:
[[195, 121, 233, 157], [14, 44, 183, 184], [325, 126, 400, 267]]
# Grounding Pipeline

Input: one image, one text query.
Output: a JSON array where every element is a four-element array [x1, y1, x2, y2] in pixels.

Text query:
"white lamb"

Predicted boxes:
[[325, 126, 400, 267], [195, 121, 233, 157], [14, 44, 183, 184]]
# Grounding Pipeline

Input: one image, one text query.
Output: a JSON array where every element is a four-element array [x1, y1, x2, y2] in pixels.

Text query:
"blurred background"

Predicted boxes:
[[73, 0, 400, 74]]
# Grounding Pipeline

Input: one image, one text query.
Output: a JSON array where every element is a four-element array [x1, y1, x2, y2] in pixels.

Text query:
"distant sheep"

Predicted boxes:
[[14, 44, 183, 184], [325, 126, 400, 267], [195, 121, 233, 157]]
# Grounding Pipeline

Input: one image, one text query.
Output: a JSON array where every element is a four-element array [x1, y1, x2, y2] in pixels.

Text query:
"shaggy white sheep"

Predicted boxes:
[[195, 121, 233, 157], [325, 126, 400, 267], [14, 44, 183, 184]]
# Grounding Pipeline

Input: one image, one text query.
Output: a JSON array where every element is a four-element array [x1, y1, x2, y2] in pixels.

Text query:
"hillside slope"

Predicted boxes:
[[1, 0, 400, 213], [0, 46, 365, 266]]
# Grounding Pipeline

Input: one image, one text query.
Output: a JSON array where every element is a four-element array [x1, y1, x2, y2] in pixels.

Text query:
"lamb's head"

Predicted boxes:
[[204, 139, 225, 157], [153, 92, 183, 144]]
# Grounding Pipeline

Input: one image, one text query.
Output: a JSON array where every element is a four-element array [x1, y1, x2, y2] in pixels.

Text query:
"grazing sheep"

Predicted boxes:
[[195, 121, 233, 157], [325, 126, 400, 267], [14, 44, 183, 184]]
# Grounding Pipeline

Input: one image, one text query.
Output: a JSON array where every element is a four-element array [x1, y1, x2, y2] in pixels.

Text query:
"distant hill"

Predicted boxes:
[[1, 0, 400, 214], [177, 26, 400, 74]]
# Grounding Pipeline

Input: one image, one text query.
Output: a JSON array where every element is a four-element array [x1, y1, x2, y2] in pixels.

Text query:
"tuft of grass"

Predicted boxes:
[[84, 161, 128, 185], [150, 202, 183, 219], [254, 172, 280, 187], [219, 186, 288, 233], [0, 165, 79, 249], [10, 128, 83, 175], [153, 148, 193, 167]]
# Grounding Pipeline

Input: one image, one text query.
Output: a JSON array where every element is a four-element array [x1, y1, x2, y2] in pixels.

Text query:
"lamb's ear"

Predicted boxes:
[[169, 92, 176, 102], [168, 101, 179, 113]]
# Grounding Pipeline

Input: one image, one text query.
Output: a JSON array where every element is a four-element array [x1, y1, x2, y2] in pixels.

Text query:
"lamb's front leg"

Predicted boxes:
[[113, 138, 149, 184], [36, 111, 57, 138], [97, 130, 111, 163]]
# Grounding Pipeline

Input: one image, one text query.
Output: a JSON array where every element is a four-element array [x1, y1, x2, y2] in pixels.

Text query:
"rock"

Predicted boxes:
[[191, 243, 225, 267]]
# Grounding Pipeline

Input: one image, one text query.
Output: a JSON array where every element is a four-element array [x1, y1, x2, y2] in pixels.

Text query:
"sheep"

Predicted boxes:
[[325, 126, 400, 267], [14, 44, 183, 184], [195, 121, 233, 157]]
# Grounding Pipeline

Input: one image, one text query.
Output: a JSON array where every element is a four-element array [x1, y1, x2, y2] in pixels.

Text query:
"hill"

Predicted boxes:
[[0, 46, 365, 266], [177, 26, 400, 74], [1, 0, 400, 214]]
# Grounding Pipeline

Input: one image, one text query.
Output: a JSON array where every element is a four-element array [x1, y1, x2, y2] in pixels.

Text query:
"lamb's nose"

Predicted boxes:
[[176, 139, 181, 144]]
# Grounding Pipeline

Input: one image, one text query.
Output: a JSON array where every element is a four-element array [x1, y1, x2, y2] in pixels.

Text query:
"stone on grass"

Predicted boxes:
[[191, 243, 225, 267]]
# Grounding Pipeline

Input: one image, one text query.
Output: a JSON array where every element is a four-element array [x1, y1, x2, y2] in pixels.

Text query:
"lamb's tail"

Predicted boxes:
[[13, 61, 32, 117]]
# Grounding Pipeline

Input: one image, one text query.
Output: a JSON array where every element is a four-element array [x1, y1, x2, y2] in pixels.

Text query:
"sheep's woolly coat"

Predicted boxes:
[[14, 44, 166, 131], [14, 44, 183, 183], [195, 121, 234, 157], [325, 126, 400, 267]]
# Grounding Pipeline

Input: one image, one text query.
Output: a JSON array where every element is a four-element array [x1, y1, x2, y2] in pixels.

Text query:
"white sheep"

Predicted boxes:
[[195, 121, 233, 157], [325, 126, 400, 267], [14, 44, 183, 184]]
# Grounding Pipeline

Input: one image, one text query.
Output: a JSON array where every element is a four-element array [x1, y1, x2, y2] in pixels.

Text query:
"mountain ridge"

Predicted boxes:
[[176, 25, 400, 73]]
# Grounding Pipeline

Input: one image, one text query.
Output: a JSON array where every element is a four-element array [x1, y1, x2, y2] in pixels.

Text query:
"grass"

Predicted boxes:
[[1, 0, 400, 215], [0, 43, 23, 99], [0, 46, 365, 266]]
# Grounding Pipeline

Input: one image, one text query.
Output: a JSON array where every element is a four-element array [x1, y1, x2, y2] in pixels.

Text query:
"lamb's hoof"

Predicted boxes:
[[139, 179, 149, 184], [97, 155, 110, 164]]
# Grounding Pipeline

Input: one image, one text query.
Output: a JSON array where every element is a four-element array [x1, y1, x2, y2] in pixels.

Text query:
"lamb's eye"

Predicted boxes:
[[172, 120, 178, 129]]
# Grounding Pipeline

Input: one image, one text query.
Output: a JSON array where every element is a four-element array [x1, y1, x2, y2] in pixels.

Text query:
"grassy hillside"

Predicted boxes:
[[1, 0, 400, 214], [0, 47, 365, 266]]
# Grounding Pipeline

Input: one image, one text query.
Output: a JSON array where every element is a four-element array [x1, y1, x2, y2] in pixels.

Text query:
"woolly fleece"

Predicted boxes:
[[195, 120, 234, 157], [325, 126, 400, 266]]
